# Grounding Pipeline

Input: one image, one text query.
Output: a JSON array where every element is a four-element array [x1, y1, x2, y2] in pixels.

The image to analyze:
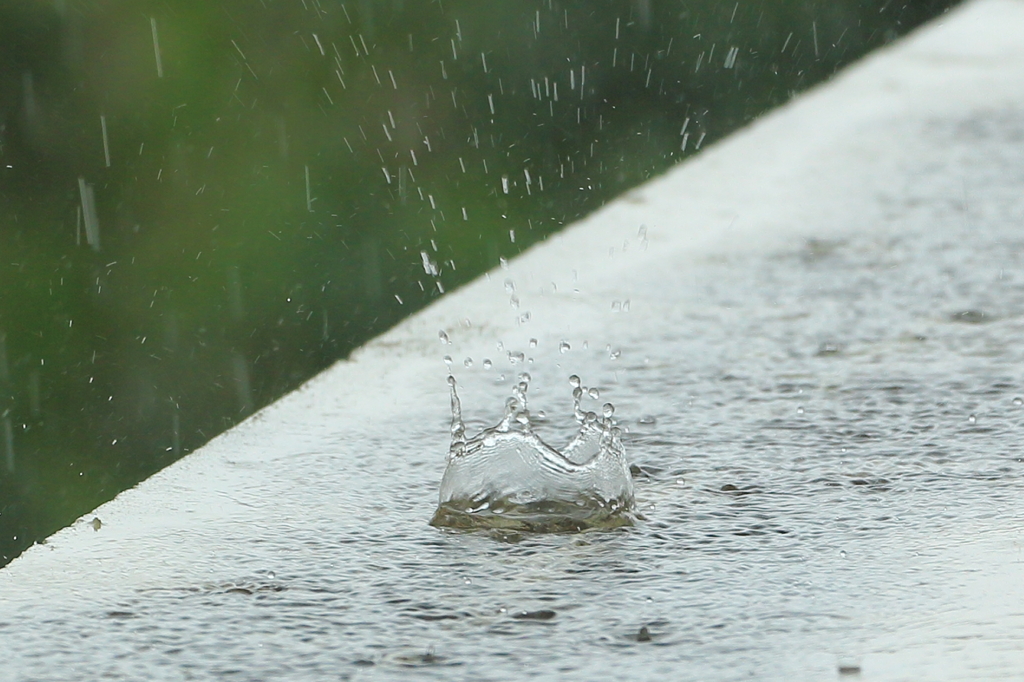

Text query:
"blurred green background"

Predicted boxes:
[[0, 0, 958, 566]]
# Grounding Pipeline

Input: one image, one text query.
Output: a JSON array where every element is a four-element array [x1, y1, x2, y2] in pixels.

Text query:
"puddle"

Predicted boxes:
[[4, 111, 1024, 681]]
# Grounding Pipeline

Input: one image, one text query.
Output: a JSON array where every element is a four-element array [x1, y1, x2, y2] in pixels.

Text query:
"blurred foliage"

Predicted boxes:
[[0, 0, 958, 565]]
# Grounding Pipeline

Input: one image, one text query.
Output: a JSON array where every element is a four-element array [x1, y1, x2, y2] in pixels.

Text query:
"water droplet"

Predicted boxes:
[[967, 413, 977, 424], [443, 355, 453, 367], [464, 357, 473, 368], [638, 415, 656, 425], [518, 312, 531, 324], [504, 278, 516, 294], [529, 338, 538, 348], [420, 251, 439, 276], [501, 175, 510, 194], [569, 375, 581, 388], [499, 257, 509, 270], [602, 403, 615, 419], [588, 387, 600, 399], [559, 341, 571, 354], [839, 550, 847, 559], [483, 359, 493, 369], [438, 330, 450, 345], [508, 351, 525, 364], [509, 295, 520, 309], [1014, 397, 1023, 406], [796, 406, 804, 415], [609, 349, 621, 360], [518, 372, 532, 384], [267, 571, 276, 579]]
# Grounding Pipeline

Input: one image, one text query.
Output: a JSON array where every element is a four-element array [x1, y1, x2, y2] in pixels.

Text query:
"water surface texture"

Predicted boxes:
[[4, 1, 1024, 665], [2, 105, 1024, 681]]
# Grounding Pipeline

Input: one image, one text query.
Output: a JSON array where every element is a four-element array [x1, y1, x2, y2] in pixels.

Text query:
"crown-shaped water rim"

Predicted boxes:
[[433, 373, 634, 532]]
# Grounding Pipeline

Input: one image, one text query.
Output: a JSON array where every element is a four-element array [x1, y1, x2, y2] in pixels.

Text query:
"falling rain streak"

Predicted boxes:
[[100, 115, 111, 167], [0, 333, 11, 472], [305, 165, 313, 211], [150, 18, 163, 78], [77, 178, 100, 251]]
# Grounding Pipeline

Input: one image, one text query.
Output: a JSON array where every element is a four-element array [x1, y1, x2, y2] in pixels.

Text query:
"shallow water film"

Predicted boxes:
[[431, 375, 634, 532], [4, 110, 1024, 680]]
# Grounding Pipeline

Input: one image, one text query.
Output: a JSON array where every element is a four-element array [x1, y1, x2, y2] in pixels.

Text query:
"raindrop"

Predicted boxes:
[[438, 330, 450, 345], [77, 178, 101, 251], [967, 414, 977, 424], [267, 571, 276, 580], [504, 278, 516, 293], [483, 359, 493, 369], [100, 115, 111, 167], [609, 349, 621, 360], [464, 358, 473, 368], [1013, 397, 1023, 406], [839, 550, 847, 559], [796, 406, 805, 415], [529, 338, 538, 348], [559, 341, 571, 354], [509, 295, 520, 309], [420, 251, 439, 277], [150, 18, 164, 78], [588, 387, 600, 400], [501, 175, 510, 194], [443, 355, 453, 367]]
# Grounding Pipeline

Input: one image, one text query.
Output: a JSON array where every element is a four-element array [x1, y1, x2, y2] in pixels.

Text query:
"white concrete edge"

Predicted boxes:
[[2, 0, 1023, 591]]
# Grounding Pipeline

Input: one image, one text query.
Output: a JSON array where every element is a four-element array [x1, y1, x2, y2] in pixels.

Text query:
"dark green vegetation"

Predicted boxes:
[[0, 0, 958, 565]]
